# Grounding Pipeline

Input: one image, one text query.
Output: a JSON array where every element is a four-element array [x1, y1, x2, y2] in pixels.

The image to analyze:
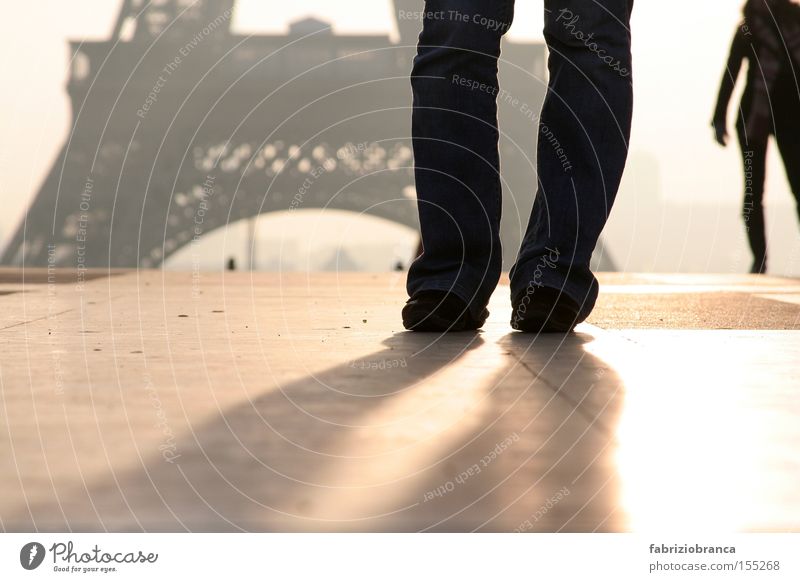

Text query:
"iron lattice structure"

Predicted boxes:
[[2, 0, 557, 270]]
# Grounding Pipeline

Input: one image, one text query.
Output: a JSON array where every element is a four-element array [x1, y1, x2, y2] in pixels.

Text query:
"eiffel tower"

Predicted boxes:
[[1, 0, 560, 270]]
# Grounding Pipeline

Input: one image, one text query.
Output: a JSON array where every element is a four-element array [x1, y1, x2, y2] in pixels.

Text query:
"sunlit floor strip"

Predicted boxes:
[[585, 329, 800, 532]]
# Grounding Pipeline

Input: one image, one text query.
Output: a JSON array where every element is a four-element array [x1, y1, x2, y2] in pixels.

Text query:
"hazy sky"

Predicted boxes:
[[1, 1, 797, 273]]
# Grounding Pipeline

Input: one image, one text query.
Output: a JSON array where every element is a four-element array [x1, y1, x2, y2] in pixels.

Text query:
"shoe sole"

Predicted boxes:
[[402, 305, 486, 332], [510, 306, 577, 333]]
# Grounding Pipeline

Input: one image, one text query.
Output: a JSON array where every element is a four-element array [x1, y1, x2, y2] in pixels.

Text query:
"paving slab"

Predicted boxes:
[[0, 270, 797, 531]]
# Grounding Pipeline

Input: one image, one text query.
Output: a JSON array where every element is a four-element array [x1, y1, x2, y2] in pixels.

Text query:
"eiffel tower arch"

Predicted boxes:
[[1, 0, 557, 270]]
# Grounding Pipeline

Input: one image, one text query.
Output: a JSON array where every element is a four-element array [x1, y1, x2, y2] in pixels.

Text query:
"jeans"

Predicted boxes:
[[406, 0, 634, 321]]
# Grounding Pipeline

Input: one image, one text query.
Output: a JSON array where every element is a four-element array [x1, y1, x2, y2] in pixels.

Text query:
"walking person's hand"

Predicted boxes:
[[712, 119, 728, 146]]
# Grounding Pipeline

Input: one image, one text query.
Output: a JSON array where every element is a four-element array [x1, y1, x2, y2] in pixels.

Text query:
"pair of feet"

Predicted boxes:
[[402, 287, 582, 333]]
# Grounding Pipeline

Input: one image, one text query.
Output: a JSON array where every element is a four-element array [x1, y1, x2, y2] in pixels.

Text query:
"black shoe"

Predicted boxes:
[[510, 286, 582, 333], [402, 290, 488, 332]]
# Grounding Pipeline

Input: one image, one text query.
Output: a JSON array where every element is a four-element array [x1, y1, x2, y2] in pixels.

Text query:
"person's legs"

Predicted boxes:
[[510, 0, 634, 323], [774, 109, 800, 231], [406, 0, 515, 322], [737, 124, 768, 273]]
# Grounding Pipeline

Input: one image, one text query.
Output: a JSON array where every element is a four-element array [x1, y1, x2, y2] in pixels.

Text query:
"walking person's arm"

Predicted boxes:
[[712, 27, 747, 146]]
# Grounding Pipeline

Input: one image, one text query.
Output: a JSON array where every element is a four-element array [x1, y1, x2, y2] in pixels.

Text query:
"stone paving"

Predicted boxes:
[[0, 269, 798, 531]]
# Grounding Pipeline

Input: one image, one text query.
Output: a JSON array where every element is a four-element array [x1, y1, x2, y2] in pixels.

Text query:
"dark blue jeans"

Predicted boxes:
[[406, 0, 634, 322]]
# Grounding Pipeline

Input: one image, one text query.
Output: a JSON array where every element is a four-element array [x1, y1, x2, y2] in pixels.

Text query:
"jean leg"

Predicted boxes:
[[406, 0, 515, 318], [510, 0, 634, 321]]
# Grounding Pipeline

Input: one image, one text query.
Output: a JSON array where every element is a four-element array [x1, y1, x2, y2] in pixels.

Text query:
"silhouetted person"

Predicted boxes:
[[713, 0, 800, 274], [401, 1, 634, 332]]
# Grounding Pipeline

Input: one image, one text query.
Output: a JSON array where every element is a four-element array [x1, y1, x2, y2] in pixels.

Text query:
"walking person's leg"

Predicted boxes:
[[737, 123, 768, 274], [773, 109, 800, 235], [404, 0, 515, 331], [510, 0, 634, 332]]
